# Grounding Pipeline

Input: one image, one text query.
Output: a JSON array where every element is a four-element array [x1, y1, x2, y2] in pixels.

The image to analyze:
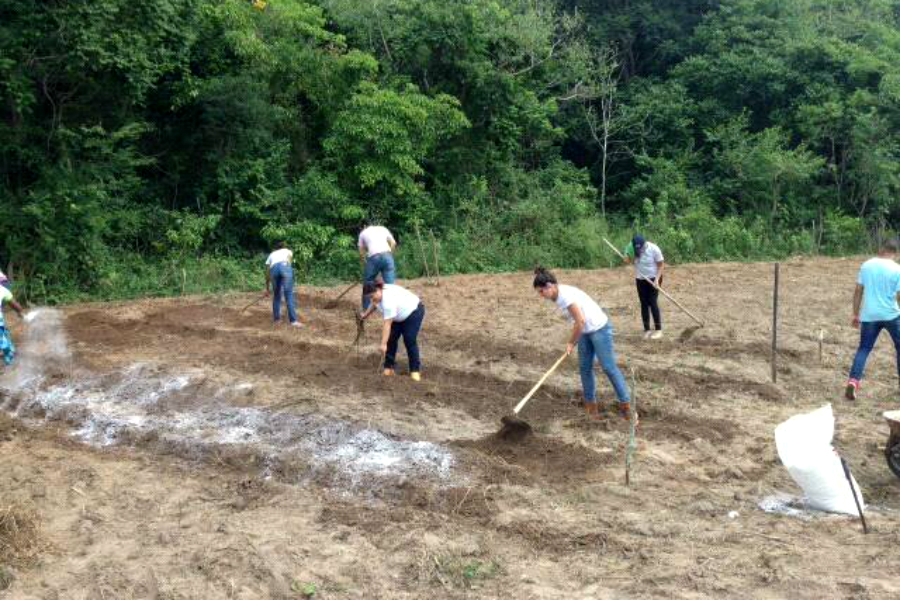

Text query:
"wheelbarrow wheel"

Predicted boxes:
[[886, 435, 900, 480]]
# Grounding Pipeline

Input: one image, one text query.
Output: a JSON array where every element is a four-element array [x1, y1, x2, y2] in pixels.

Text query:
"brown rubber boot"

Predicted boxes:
[[584, 402, 601, 420]]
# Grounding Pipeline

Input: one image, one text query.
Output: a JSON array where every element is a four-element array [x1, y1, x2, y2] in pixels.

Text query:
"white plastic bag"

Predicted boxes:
[[774, 404, 864, 516]]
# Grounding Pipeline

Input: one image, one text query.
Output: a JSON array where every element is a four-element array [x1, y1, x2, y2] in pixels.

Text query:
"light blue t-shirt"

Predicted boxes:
[[858, 257, 900, 322]]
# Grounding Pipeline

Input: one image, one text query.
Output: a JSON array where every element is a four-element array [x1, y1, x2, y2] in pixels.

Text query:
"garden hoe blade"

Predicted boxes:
[[677, 325, 702, 343], [499, 414, 532, 441], [498, 352, 568, 442]]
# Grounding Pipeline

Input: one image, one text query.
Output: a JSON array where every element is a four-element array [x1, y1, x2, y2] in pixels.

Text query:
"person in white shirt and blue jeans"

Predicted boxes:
[[265, 241, 302, 328], [359, 224, 397, 310], [846, 240, 900, 400], [533, 267, 632, 420], [360, 281, 425, 381]]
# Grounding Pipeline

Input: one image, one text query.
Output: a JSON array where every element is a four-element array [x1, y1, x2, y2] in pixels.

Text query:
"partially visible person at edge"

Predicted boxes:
[[0, 266, 10, 290], [623, 234, 665, 340], [0, 285, 25, 366], [264, 241, 303, 328], [533, 267, 632, 420], [359, 281, 425, 382], [359, 223, 397, 309], [845, 239, 900, 400]]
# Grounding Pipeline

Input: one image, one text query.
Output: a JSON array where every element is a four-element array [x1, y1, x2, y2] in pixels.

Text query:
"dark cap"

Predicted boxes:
[[632, 235, 646, 255]]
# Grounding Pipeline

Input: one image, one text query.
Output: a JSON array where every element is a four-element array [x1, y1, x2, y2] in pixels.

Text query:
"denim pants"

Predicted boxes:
[[362, 253, 396, 309], [270, 263, 298, 323], [384, 304, 425, 372], [849, 317, 900, 381], [578, 324, 631, 404]]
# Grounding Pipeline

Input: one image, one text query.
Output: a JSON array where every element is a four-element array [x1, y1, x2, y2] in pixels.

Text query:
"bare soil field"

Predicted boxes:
[[1, 257, 899, 599]]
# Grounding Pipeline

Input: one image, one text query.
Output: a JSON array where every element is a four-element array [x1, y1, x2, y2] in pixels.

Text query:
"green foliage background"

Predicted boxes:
[[2, 0, 898, 302]]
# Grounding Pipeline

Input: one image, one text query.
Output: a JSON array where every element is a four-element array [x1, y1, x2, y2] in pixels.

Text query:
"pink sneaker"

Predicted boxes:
[[845, 379, 859, 401]]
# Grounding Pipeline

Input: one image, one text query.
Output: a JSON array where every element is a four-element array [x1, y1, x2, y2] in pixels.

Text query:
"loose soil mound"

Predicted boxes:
[[2, 258, 900, 599]]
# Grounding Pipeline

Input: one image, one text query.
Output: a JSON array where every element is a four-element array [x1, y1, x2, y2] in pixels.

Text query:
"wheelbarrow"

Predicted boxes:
[[884, 410, 900, 479]]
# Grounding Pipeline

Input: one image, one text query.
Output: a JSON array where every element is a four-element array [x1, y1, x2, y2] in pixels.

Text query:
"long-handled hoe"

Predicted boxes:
[[325, 281, 359, 309], [498, 352, 569, 441], [602, 237, 705, 341], [240, 292, 268, 314]]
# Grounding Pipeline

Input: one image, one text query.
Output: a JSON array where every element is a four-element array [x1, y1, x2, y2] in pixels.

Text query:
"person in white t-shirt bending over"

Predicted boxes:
[[533, 267, 632, 420], [359, 281, 425, 381], [264, 241, 302, 328], [623, 234, 665, 339], [358, 224, 397, 309]]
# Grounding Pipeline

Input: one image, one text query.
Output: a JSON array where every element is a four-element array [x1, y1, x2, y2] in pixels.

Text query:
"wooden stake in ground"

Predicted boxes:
[[625, 368, 638, 487], [840, 457, 868, 534], [771, 263, 780, 383], [429, 229, 441, 287], [414, 222, 432, 282], [818, 329, 825, 364]]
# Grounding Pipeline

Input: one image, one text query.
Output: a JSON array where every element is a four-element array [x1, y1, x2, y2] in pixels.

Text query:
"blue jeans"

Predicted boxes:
[[578, 324, 631, 404], [270, 263, 298, 323], [849, 317, 900, 381], [384, 304, 425, 372], [362, 253, 396, 309]]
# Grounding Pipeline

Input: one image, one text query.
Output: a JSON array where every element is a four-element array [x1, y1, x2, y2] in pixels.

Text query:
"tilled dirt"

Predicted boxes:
[[1, 257, 900, 599]]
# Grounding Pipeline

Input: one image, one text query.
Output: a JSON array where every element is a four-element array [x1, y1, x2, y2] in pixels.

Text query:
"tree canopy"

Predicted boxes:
[[2, 0, 899, 300]]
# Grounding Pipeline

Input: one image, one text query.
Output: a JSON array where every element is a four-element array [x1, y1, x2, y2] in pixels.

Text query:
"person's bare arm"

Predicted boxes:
[[359, 243, 367, 266], [9, 299, 24, 318], [853, 284, 864, 328], [388, 237, 397, 252], [656, 261, 665, 286], [264, 266, 272, 296], [566, 304, 586, 355], [380, 319, 393, 354]]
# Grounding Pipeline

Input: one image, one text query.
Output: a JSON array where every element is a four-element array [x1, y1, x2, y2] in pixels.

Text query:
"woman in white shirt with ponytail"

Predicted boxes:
[[533, 267, 632, 420]]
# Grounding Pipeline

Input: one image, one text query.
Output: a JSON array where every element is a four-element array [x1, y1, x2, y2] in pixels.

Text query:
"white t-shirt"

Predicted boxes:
[[265, 248, 293, 270], [376, 284, 420, 322], [633, 242, 664, 280], [555, 284, 608, 334], [0, 287, 12, 327], [358, 226, 396, 257]]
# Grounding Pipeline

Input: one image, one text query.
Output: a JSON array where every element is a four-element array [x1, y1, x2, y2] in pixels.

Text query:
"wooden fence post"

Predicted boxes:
[[771, 263, 780, 383]]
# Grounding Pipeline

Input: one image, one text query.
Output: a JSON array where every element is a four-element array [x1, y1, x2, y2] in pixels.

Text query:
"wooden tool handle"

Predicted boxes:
[[644, 277, 705, 327], [334, 281, 359, 302], [241, 293, 268, 313], [603, 238, 627, 260], [513, 352, 569, 415]]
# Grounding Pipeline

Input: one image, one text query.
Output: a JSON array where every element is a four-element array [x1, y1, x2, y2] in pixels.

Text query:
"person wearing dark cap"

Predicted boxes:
[[359, 281, 425, 381], [623, 235, 665, 339]]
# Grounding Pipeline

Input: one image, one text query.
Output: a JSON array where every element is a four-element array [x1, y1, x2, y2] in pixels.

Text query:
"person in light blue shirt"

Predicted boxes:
[[846, 239, 900, 400]]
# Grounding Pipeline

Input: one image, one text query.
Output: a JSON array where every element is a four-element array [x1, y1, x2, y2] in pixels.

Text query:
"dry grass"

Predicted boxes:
[[0, 502, 43, 569]]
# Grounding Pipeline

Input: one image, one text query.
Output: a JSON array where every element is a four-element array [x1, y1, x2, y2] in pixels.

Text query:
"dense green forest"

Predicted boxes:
[[3, 0, 900, 301]]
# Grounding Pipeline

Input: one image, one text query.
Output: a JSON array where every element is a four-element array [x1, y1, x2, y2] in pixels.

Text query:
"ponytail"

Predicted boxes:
[[532, 266, 557, 289], [362, 281, 384, 296]]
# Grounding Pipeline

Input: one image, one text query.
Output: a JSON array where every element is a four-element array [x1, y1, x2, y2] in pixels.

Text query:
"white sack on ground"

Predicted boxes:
[[774, 404, 864, 516]]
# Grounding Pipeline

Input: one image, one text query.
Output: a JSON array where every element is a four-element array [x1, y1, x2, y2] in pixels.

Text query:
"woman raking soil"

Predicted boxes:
[[532, 267, 633, 420]]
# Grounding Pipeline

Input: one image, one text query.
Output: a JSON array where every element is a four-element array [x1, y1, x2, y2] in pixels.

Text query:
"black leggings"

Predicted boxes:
[[636, 278, 662, 331]]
